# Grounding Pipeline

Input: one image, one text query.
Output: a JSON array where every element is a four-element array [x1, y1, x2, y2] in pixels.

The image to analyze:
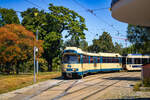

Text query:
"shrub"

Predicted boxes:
[[38, 58, 48, 72], [133, 82, 141, 91], [52, 57, 61, 71], [143, 78, 150, 87]]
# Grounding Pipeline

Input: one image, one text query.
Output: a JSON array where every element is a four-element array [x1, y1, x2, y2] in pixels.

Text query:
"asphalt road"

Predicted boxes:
[[2, 71, 149, 100]]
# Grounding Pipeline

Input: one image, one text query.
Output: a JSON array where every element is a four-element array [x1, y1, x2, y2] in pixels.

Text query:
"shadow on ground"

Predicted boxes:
[[53, 71, 121, 80], [109, 98, 150, 100], [103, 76, 140, 81], [52, 76, 80, 80]]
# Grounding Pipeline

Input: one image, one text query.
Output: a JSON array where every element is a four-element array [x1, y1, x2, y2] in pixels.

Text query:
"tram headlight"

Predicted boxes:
[[62, 68, 66, 72], [73, 68, 76, 72], [73, 68, 78, 72]]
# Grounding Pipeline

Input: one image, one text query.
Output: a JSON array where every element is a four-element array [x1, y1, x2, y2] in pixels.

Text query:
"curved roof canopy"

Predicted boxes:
[[111, 0, 150, 26]]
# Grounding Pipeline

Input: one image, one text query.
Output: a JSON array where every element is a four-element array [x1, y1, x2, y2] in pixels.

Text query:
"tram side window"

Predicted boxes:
[[142, 58, 149, 64], [103, 57, 107, 63], [90, 56, 93, 63], [116, 58, 120, 63], [97, 57, 100, 63], [102, 57, 120, 63], [83, 55, 89, 63], [93, 57, 97, 63], [142, 58, 146, 64], [103, 57, 109, 63], [112, 57, 119, 63], [135, 58, 141, 64], [103, 57, 111, 63], [112, 57, 115, 63], [108, 57, 112, 63], [127, 58, 132, 64], [83, 55, 86, 63]]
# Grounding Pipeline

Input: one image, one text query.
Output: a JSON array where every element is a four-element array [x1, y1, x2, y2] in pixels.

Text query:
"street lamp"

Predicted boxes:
[[33, 12, 39, 83], [33, 12, 45, 83], [36, 27, 39, 74]]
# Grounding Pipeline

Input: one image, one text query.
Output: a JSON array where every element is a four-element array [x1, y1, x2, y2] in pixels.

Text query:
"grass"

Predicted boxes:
[[133, 82, 142, 91], [143, 78, 150, 87], [0, 72, 61, 94], [133, 81, 150, 92]]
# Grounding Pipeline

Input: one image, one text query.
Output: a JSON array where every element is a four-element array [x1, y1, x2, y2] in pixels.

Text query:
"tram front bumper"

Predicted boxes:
[[62, 72, 82, 78]]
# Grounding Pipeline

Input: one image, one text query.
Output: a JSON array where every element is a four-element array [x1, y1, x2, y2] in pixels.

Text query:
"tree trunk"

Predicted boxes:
[[48, 58, 53, 72], [6, 63, 10, 75], [16, 63, 19, 74]]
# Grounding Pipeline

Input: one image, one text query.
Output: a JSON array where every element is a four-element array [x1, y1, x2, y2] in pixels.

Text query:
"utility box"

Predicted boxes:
[[142, 64, 150, 80]]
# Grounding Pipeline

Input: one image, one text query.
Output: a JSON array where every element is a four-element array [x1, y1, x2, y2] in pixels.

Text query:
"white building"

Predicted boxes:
[[111, 0, 150, 26]]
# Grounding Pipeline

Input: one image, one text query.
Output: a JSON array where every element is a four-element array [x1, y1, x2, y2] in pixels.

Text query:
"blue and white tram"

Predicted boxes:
[[122, 54, 150, 71], [61, 47, 122, 78]]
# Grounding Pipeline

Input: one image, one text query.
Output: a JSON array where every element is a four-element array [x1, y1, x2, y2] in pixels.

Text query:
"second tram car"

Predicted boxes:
[[62, 47, 122, 78], [122, 54, 150, 71]]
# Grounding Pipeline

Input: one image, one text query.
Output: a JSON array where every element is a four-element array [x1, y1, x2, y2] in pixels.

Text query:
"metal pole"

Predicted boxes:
[[33, 12, 38, 82], [37, 59, 39, 74], [34, 46, 36, 83], [36, 29, 38, 41], [36, 29, 39, 74]]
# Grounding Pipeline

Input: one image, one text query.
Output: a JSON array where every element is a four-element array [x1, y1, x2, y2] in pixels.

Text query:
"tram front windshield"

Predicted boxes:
[[63, 54, 79, 64]]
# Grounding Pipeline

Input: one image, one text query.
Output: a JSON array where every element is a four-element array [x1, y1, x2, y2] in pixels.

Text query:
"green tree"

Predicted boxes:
[[21, 8, 47, 40], [127, 24, 150, 54], [79, 39, 88, 51], [48, 4, 87, 41], [64, 39, 79, 47], [99, 32, 115, 52], [64, 39, 88, 51], [43, 32, 62, 71], [88, 39, 100, 53], [122, 44, 137, 55], [21, 4, 87, 71], [114, 42, 123, 54], [88, 32, 115, 53], [52, 57, 61, 71], [0, 8, 20, 26]]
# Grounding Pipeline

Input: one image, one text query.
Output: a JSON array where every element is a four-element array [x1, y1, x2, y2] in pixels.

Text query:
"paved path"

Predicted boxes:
[[1, 72, 150, 100]]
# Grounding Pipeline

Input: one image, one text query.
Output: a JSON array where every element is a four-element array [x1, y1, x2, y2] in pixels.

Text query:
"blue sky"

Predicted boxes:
[[0, 0, 129, 47]]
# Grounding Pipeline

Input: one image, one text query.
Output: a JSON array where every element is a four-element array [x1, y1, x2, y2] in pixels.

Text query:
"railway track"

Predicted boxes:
[[82, 73, 140, 100], [28, 72, 122, 100], [29, 72, 113, 100], [51, 72, 134, 100], [28, 72, 140, 100]]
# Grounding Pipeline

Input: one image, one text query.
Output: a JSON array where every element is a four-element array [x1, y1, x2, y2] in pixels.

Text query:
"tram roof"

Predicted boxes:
[[126, 54, 150, 58], [98, 52, 121, 57], [64, 47, 121, 57]]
